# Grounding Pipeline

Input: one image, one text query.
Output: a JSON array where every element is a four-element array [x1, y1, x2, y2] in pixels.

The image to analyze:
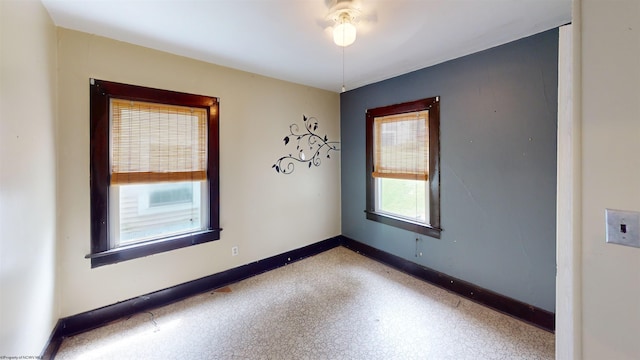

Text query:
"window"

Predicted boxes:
[[365, 97, 441, 238], [88, 79, 220, 267]]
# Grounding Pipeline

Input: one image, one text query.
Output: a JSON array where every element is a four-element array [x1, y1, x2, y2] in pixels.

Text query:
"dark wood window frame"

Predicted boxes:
[[365, 97, 441, 238], [88, 79, 221, 268]]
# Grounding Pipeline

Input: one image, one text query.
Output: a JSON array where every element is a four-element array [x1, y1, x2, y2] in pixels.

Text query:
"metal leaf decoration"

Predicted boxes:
[[273, 115, 340, 174]]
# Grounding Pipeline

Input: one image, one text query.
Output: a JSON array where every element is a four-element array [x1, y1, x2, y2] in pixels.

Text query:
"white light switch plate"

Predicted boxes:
[[605, 209, 640, 248]]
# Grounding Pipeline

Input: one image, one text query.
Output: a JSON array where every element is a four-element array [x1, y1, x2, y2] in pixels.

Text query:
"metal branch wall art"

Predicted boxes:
[[273, 115, 340, 174]]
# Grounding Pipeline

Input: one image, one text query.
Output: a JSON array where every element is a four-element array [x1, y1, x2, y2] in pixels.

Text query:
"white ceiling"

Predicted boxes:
[[41, 0, 571, 92]]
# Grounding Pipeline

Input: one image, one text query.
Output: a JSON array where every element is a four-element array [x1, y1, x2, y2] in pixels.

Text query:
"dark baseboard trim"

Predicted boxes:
[[41, 320, 63, 360], [42, 236, 342, 359], [340, 236, 555, 333], [43, 234, 554, 358]]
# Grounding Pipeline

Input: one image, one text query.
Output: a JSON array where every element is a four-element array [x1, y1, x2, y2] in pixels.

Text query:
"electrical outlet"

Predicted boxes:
[[231, 246, 239, 256]]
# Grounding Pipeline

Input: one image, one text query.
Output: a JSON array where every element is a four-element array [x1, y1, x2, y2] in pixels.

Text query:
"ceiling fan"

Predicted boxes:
[[323, 0, 377, 47]]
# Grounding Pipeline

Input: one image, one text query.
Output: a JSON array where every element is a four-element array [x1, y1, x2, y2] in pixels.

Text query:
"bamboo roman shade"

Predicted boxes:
[[110, 99, 207, 185], [372, 110, 429, 181]]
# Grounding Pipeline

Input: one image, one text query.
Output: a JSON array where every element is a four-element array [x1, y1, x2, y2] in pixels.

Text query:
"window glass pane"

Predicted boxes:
[[376, 178, 428, 223], [149, 185, 193, 207], [117, 181, 206, 246]]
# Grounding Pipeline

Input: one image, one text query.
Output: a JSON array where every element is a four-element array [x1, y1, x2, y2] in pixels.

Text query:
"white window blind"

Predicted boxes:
[[373, 110, 429, 180], [110, 99, 207, 185]]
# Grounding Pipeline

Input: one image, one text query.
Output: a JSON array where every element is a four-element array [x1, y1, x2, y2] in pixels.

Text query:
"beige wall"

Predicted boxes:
[[0, 0, 59, 355], [56, 28, 341, 317], [579, 0, 640, 358]]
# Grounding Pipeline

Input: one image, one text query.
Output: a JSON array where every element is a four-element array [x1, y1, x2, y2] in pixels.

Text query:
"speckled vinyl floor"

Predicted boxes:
[[55, 246, 554, 360]]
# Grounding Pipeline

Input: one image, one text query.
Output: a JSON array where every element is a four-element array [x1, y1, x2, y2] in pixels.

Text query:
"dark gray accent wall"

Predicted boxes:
[[340, 29, 558, 312]]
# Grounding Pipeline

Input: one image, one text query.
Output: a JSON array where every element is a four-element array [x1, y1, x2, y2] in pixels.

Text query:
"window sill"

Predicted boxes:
[[365, 210, 441, 238], [86, 228, 222, 268]]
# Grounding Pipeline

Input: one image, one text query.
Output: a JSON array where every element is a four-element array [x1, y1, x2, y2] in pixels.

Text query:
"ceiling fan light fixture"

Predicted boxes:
[[333, 12, 356, 47]]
